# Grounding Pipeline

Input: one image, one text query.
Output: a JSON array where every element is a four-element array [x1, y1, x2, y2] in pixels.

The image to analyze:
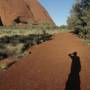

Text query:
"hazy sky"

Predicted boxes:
[[39, 0, 74, 26]]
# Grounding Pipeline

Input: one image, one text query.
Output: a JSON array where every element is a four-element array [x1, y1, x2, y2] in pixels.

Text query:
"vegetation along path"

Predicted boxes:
[[0, 32, 90, 90]]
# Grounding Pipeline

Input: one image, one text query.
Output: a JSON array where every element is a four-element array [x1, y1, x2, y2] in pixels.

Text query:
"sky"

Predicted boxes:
[[39, 0, 74, 26]]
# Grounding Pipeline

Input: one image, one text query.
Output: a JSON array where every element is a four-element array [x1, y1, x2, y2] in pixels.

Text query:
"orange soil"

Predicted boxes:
[[0, 32, 90, 90]]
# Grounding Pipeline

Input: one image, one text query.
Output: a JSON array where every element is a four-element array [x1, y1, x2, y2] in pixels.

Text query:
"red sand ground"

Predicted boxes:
[[0, 32, 90, 90]]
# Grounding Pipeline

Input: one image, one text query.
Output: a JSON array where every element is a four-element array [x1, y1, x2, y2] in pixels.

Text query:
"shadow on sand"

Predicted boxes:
[[65, 52, 81, 90]]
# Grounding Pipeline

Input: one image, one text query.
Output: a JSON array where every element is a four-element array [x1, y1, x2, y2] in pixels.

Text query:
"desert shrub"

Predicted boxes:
[[0, 28, 54, 60], [0, 45, 8, 60], [6, 44, 24, 56], [0, 51, 8, 60], [67, 0, 90, 40], [0, 64, 7, 70], [39, 21, 52, 30], [59, 25, 67, 29]]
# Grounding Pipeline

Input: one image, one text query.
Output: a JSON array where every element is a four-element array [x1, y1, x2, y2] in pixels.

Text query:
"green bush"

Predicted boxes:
[[0, 64, 7, 70], [6, 44, 25, 56]]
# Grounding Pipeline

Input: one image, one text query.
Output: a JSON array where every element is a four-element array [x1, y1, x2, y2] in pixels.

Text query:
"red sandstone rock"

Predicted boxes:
[[0, 0, 55, 26]]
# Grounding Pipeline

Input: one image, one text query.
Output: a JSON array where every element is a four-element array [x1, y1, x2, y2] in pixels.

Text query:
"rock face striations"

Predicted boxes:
[[0, 0, 55, 27]]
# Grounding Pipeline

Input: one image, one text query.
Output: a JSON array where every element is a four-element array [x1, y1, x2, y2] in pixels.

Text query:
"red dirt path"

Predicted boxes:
[[0, 32, 90, 90]]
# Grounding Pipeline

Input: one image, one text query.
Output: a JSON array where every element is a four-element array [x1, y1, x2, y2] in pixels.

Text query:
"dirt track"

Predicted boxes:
[[0, 32, 90, 90]]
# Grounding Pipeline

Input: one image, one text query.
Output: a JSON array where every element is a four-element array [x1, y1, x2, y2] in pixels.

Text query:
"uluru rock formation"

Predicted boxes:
[[0, 0, 55, 27]]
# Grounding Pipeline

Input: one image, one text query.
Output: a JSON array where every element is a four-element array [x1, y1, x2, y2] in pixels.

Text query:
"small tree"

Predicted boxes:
[[67, 0, 90, 38]]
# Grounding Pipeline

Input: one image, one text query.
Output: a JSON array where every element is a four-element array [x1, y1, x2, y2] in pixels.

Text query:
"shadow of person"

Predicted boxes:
[[65, 52, 81, 90]]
